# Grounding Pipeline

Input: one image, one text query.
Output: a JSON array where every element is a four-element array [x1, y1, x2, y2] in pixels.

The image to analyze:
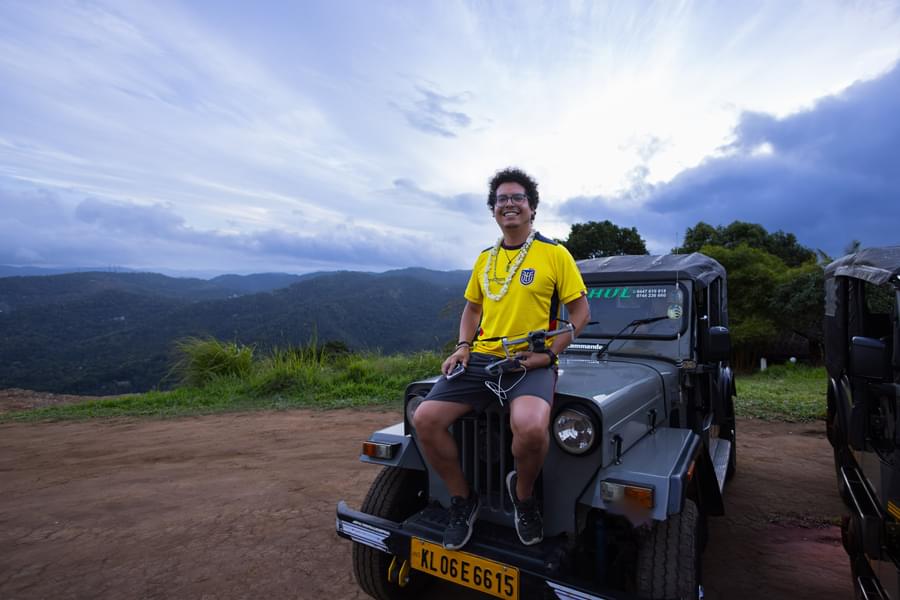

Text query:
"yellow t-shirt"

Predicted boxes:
[[464, 233, 587, 357]]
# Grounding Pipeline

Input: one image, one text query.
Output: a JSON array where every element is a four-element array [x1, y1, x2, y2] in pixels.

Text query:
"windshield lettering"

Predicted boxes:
[[587, 287, 630, 299], [633, 287, 667, 299], [582, 283, 686, 340]]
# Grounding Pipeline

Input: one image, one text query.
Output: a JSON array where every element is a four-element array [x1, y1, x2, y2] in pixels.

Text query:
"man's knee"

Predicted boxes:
[[511, 413, 549, 450], [412, 401, 464, 440], [411, 404, 438, 439]]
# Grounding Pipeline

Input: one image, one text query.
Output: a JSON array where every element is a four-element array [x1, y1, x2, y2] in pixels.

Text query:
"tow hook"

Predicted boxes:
[[387, 556, 410, 587]]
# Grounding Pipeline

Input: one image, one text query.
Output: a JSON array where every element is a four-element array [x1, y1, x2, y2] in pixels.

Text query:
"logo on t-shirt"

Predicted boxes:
[[520, 268, 535, 285]]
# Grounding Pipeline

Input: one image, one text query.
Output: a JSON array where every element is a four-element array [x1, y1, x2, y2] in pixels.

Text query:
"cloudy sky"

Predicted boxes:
[[1, 1, 899, 276]]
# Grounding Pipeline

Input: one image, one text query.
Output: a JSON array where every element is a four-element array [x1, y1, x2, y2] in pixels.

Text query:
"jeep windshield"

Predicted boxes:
[[580, 283, 687, 339]]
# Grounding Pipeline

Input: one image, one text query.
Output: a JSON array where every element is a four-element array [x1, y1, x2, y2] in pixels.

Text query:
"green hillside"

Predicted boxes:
[[0, 269, 470, 394]]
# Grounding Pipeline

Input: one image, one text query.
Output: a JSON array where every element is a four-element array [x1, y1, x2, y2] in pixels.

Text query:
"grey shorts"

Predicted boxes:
[[424, 352, 557, 412]]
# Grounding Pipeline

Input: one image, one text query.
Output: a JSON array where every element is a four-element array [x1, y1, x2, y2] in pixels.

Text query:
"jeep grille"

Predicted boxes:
[[451, 404, 541, 516]]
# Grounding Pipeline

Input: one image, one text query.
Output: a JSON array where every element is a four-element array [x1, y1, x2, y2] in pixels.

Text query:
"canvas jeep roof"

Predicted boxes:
[[823, 245, 900, 378], [824, 246, 900, 286], [577, 253, 725, 286]]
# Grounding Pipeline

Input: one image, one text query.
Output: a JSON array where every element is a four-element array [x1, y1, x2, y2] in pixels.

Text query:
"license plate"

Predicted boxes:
[[410, 537, 519, 599]]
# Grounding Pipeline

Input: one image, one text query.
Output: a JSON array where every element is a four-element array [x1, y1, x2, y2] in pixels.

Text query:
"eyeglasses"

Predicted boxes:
[[495, 193, 528, 206]]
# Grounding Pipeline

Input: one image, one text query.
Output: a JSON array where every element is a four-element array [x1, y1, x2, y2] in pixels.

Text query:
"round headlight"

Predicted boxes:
[[553, 408, 596, 455]]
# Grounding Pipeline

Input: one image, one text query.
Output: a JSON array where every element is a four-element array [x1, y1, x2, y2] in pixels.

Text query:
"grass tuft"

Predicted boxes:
[[172, 337, 255, 387]]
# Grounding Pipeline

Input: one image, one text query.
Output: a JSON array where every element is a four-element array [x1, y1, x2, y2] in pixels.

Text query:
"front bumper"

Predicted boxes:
[[336, 500, 634, 600]]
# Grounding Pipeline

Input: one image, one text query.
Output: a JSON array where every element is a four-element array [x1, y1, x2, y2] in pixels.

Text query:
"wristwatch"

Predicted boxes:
[[544, 349, 558, 365]]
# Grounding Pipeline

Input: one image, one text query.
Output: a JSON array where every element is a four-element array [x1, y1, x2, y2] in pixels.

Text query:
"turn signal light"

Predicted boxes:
[[362, 441, 400, 459], [600, 481, 655, 509], [624, 485, 654, 509]]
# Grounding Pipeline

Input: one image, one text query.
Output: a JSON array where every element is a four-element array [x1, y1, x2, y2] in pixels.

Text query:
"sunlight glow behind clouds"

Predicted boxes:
[[1, 0, 899, 274]]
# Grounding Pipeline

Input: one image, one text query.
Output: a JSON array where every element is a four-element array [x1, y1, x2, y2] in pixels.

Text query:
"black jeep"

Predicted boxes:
[[337, 253, 737, 599], [825, 246, 900, 599]]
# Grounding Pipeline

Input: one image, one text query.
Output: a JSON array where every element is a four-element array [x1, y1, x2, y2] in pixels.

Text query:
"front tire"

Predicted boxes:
[[635, 499, 701, 600], [352, 467, 430, 600]]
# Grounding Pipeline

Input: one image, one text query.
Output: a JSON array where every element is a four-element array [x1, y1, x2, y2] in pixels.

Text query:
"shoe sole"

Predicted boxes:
[[506, 471, 543, 546], [443, 496, 480, 551]]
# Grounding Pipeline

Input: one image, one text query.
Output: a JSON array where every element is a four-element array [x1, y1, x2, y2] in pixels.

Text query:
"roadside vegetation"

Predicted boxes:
[[3, 338, 442, 422], [3, 338, 826, 422], [735, 363, 826, 421]]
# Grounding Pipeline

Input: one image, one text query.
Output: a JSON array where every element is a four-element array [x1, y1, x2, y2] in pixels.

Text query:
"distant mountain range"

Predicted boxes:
[[0, 265, 305, 279], [0, 268, 470, 394], [0, 265, 116, 277]]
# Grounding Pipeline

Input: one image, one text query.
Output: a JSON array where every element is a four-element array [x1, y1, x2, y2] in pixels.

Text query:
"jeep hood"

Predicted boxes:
[[556, 359, 671, 467], [556, 359, 666, 408]]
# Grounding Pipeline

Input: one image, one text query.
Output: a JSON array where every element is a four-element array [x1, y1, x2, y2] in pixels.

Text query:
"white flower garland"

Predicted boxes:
[[482, 230, 536, 301]]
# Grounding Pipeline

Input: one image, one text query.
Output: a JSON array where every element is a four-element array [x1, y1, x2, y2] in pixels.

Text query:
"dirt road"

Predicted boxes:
[[0, 408, 852, 599]]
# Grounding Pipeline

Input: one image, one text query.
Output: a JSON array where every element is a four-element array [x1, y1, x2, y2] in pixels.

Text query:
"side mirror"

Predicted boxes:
[[850, 336, 889, 381], [705, 326, 731, 363]]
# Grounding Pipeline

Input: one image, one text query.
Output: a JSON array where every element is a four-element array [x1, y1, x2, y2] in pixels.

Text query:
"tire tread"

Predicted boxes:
[[351, 467, 428, 600], [636, 499, 699, 600]]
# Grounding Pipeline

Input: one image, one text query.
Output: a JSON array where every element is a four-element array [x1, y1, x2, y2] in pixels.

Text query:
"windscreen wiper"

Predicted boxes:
[[590, 315, 669, 360]]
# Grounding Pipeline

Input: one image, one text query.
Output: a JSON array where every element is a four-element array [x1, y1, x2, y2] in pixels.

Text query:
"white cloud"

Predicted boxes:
[[1, 0, 899, 273], [559, 62, 900, 256]]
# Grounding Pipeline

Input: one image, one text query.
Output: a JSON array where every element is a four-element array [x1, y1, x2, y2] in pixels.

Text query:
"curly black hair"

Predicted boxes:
[[487, 167, 539, 221]]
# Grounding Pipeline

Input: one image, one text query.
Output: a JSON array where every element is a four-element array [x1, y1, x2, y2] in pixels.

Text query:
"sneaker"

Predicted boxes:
[[506, 470, 543, 545], [443, 492, 480, 550]]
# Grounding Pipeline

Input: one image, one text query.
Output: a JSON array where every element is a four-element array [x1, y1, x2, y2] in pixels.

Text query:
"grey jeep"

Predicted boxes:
[[336, 253, 736, 600], [825, 246, 900, 599]]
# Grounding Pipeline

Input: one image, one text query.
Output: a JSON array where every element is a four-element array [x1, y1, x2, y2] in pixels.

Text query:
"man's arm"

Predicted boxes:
[[459, 300, 482, 344], [441, 301, 482, 375], [551, 294, 590, 356], [517, 294, 590, 369]]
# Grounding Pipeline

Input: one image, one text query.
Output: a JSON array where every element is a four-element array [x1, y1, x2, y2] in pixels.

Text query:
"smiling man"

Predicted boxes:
[[412, 167, 590, 550]]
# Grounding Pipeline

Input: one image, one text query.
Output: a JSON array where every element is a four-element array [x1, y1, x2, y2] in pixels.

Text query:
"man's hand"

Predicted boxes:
[[514, 351, 553, 369], [442, 345, 470, 375]]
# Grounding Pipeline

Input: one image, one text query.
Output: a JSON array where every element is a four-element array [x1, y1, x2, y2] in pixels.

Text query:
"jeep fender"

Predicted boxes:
[[579, 428, 723, 522], [358, 422, 426, 471], [715, 366, 736, 432]]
